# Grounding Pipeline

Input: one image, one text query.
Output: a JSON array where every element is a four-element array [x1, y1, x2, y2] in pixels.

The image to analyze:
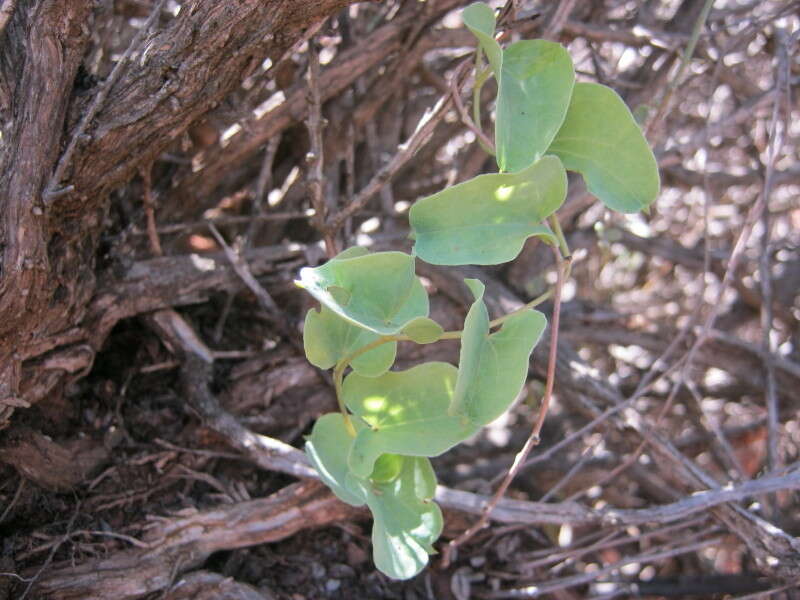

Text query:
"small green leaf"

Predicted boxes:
[[304, 414, 366, 507], [450, 279, 547, 426], [547, 82, 660, 213], [402, 317, 444, 344], [368, 456, 443, 579], [462, 2, 502, 74], [409, 156, 567, 266], [303, 306, 396, 377], [344, 362, 478, 478], [496, 40, 574, 173], [296, 250, 429, 335], [370, 453, 403, 483]]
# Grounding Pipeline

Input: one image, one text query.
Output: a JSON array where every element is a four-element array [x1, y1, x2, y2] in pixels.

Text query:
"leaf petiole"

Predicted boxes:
[[548, 213, 571, 259]]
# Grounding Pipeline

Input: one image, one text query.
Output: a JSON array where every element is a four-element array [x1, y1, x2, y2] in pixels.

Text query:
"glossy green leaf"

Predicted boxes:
[[296, 250, 429, 335], [303, 306, 396, 377], [344, 362, 478, 478], [368, 456, 443, 579], [547, 82, 660, 213], [450, 279, 547, 426], [409, 156, 567, 266], [496, 40, 574, 173], [401, 317, 444, 344], [462, 2, 501, 74], [304, 413, 366, 506]]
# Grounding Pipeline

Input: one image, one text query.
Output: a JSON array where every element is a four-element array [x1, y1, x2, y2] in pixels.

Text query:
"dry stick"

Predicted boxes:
[[645, 0, 714, 139], [442, 249, 570, 567], [760, 31, 792, 477], [328, 61, 469, 230], [518, 517, 708, 572], [504, 317, 694, 486], [566, 369, 686, 504], [140, 165, 163, 257], [206, 224, 282, 323], [670, 48, 748, 482], [206, 222, 305, 357], [0, 477, 24, 524], [20, 502, 81, 600], [683, 45, 791, 390], [730, 581, 800, 600], [542, 0, 578, 40], [305, 38, 337, 257], [134, 211, 311, 236], [248, 135, 282, 244], [485, 535, 725, 599], [46, 0, 168, 200], [213, 134, 282, 342]]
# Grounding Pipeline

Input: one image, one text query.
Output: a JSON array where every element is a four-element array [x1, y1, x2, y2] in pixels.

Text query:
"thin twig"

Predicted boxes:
[[483, 536, 724, 599], [21, 502, 81, 599], [542, 0, 577, 40], [206, 224, 282, 325], [140, 164, 163, 257], [248, 134, 282, 244], [213, 134, 282, 341], [0, 476, 24, 523], [305, 37, 337, 257], [646, 0, 714, 139], [329, 60, 471, 230], [132, 211, 312, 236], [760, 30, 792, 477]]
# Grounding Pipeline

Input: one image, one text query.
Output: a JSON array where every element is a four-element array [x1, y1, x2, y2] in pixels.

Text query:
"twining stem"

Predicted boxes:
[[549, 213, 571, 259], [488, 288, 552, 329], [442, 241, 571, 567]]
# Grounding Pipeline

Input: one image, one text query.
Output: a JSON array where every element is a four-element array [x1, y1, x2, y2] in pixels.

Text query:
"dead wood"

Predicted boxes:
[[33, 481, 361, 600], [163, 571, 277, 600], [0, 0, 355, 423], [0, 427, 109, 492]]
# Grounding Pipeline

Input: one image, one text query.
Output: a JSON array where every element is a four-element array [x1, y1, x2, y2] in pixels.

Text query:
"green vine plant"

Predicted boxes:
[[296, 2, 660, 580]]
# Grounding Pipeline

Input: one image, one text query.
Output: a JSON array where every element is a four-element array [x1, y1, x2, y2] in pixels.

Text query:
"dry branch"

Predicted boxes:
[[33, 481, 359, 600]]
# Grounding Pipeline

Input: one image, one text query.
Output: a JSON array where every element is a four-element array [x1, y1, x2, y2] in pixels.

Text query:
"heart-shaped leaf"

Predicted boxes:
[[305, 413, 367, 506], [344, 362, 478, 478], [367, 456, 443, 579], [303, 305, 396, 377], [496, 40, 574, 173], [410, 155, 566, 266], [547, 82, 660, 213], [450, 279, 547, 426], [462, 2, 502, 74], [296, 250, 429, 335]]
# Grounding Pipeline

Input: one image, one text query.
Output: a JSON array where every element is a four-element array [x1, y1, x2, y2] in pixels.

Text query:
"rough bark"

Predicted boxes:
[[0, 0, 353, 424], [33, 481, 361, 600]]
